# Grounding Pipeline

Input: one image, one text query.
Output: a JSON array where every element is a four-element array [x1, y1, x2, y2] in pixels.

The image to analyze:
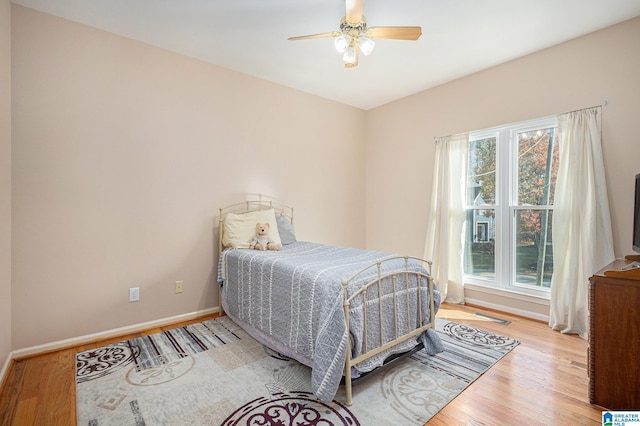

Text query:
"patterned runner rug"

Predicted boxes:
[[75, 316, 518, 425]]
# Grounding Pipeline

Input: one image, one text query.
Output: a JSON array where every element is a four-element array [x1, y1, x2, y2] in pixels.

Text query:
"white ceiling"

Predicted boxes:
[[11, 0, 640, 110]]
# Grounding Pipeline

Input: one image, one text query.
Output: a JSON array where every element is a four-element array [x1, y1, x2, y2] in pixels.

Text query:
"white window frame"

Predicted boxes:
[[464, 116, 557, 299]]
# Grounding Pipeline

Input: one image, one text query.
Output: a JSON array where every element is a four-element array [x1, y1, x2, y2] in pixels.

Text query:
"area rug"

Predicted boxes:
[[75, 316, 518, 425]]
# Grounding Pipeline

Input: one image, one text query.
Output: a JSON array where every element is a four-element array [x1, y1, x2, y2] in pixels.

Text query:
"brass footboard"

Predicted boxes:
[[342, 256, 435, 406]]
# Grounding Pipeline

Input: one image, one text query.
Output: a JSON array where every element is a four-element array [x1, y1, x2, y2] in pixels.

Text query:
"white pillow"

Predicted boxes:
[[222, 208, 282, 249]]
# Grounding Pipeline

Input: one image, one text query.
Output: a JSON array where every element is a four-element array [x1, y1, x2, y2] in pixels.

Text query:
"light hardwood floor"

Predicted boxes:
[[0, 303, 604, 425]]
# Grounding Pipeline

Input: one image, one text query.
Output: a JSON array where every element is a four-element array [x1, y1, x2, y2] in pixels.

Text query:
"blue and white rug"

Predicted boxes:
[[75, 316, 518, 425]]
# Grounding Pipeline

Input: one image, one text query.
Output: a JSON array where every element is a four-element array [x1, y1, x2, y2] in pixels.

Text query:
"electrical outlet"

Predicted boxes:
[[175, 280, 183, 294], [129, 287, 140, 302]]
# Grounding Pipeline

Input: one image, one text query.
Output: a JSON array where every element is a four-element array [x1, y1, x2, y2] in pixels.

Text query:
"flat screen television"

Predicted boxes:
[[634, 173, 640, 253]]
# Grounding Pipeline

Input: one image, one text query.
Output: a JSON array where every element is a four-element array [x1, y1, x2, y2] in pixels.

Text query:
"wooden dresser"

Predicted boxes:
[[588, 256, 640, 410]]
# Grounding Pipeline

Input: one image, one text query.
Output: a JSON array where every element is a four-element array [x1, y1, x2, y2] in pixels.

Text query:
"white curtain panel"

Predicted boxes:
[[424, 133, 469, 304], [549, 106, 614, 339]]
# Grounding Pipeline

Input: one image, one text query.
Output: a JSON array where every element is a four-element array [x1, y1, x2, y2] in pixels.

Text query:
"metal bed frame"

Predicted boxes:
[[217, 194, 436, 406]]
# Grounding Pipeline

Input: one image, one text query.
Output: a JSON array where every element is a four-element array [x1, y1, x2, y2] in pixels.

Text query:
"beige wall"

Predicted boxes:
[[366, 17, 640, 316], [11, 6, 365, 349], [8, 5, 640, 350], [1, 0, 12, 371]]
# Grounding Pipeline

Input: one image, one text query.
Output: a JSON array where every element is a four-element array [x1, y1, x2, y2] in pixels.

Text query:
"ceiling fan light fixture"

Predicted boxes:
[[357, 35, 375, 56], [343, 44, 357, 64], [288, 0, 422, 68], [334, 34, 351, 53]]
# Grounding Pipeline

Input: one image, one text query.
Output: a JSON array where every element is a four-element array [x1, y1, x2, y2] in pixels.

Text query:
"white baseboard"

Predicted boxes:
[[0, 351, 13, 390], [12, 306, 221, 360]]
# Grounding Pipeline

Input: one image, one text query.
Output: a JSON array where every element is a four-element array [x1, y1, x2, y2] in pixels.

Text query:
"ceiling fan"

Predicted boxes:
[[288, 0, 421, 68]]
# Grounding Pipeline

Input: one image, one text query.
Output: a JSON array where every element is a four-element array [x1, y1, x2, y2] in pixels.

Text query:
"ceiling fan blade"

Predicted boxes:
[[345, 0, 364, 24], [288, 31, 339, 41], [367, 26, 422, 40]]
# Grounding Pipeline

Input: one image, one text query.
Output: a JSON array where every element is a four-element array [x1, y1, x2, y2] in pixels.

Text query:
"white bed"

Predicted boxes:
[[216, 195, 443, 405]]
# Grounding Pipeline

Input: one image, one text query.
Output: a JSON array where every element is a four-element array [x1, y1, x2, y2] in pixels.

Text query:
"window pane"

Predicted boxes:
[[464, 208, 495, 279], [468, 138, 496, 205], [517, 128, 558, 206], [515, 209, 553, 287]]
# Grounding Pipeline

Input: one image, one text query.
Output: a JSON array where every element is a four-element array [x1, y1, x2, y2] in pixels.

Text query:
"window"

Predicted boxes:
[[476, 222, 489, 242], [464, 117, 558, 297]]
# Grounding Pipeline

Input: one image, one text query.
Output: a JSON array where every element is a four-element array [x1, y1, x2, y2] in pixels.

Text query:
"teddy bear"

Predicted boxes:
[[249, 222, 281, 251]]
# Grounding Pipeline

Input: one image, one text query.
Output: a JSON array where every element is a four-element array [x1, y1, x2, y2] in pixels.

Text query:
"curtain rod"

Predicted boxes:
[[433, 101, 609, 140], [560, 101, 607, 116]]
